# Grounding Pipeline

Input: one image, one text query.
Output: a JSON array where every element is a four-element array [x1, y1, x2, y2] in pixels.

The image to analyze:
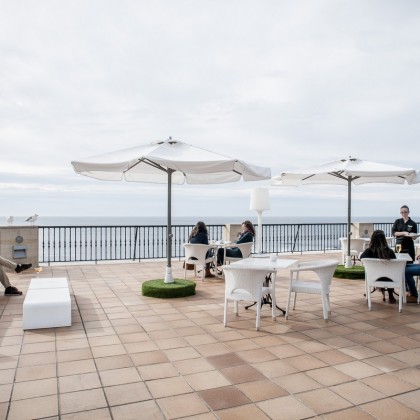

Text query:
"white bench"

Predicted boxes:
[[23, 277, 71, 330]]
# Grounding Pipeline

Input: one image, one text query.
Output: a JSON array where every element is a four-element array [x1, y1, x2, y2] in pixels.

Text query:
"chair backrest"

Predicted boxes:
[[226, 242, 253, 261], [362, 258, 406, 285], [183, 243, 212, 263], [339, 238, 367, 253], [293, 260, 338, 292], [223, 266, 271, 300]]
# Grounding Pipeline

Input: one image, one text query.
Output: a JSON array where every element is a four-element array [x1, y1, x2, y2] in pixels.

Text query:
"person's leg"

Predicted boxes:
[[405, 264, 419, 297], [0, 256, 17, 271], [0, 266, 12, 288]]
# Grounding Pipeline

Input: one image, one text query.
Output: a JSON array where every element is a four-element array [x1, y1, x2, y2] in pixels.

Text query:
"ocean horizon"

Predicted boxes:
[[1, 215, 398, 227]]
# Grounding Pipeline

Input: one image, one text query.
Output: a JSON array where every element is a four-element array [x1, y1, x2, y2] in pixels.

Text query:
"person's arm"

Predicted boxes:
[[236, 231, 253, 244], [392, 220, 409, 238]]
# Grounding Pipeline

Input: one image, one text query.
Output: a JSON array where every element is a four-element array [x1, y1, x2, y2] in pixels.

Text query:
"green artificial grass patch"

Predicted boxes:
[[334, 264, 365, 280], [142, 279, 196, 298]]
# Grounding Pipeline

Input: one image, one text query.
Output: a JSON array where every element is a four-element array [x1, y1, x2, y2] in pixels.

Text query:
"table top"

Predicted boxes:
[[396, 253, 413, 261], [230, 257, 298, 270]]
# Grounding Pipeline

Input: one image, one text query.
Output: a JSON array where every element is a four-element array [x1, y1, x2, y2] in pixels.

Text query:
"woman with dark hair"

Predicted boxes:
[[217, 220, 255, 266], [360, 230, 397, 303], [189, 221, 215, 278]]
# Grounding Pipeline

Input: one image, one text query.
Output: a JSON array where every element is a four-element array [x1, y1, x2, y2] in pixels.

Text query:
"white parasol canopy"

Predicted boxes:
[[271, 157, 416, 267], [71, 138, 271, 282]]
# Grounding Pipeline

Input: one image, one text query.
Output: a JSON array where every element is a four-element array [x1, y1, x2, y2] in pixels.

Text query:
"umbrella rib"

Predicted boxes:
[[125, 158, 170, 174]]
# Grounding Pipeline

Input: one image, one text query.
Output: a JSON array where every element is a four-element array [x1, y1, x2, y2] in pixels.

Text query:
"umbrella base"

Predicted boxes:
[[345, 256, 353, 269], [164, 267, 174, 283]]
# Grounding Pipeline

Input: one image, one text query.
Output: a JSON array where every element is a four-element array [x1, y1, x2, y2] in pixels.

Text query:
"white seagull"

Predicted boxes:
[[6, 216, 13, 226], [26, 214, 39, 225]]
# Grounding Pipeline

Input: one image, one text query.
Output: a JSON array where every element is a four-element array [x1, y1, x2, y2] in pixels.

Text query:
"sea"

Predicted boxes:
[[1, 215, 398, 227]]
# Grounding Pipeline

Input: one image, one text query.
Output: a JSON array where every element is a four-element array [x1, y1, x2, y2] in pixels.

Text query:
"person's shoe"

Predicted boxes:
[[205, 270, 215, 278], [4, 286, 23, 296], [389, 294, 397, 304], [407, 295, 418, 303], [15, 263, 32, 273]]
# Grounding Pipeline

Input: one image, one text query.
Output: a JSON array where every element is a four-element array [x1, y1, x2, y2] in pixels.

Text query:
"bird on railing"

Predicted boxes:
[[26, 214, 39, 225], [6, 216, 13, 226]]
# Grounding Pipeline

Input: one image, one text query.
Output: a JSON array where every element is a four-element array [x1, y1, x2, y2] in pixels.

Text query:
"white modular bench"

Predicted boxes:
[[23, 277, 71, 330]]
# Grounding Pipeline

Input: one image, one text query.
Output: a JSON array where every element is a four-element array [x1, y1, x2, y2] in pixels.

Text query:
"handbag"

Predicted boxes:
[[183, 262, 195, 270]]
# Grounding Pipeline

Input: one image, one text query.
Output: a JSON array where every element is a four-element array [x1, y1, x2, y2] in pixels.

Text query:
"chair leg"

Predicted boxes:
[[256, 299, 261, 331], [367, 286, 372, 311], [321, 294, 328, 320], [293, 292, 297, 310], [234, 300, 238, 316], [224, 298, 228, 326], [285, 287, 292, 320]]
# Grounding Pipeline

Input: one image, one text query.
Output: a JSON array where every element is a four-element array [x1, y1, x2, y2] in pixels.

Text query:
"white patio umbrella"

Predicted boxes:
[[271, 157, 416, 267], [71, 138, 271, 282]]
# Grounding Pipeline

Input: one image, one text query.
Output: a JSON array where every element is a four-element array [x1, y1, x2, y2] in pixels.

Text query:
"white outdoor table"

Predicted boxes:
[[396, 253, 413, 262], [230, 257, 298, 315]]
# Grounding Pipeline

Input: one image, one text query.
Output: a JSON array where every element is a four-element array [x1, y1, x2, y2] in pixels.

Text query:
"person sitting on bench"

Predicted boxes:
[[0, 256, 32, 296]]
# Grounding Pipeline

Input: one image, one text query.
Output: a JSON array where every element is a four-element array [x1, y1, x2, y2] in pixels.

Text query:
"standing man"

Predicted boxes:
[[392, 205, 417, 261], [0, 256, 32, 296]]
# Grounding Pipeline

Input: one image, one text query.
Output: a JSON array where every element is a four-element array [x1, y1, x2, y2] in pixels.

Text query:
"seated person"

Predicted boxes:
[[360, 230, 397, 304], [189, 221, 215, 278], [217, 220, 255, 266], [0, 256, 32, 296], [404, 255, 420, 303]]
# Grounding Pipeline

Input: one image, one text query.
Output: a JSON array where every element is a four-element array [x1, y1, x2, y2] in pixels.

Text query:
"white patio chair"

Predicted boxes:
[[183, 243, 216, 281], [224, 242, 253, 265], [223, 265, 276, 331], [362, 258, 407, 312], [286, 259, 339, 320], [339, 238, 367, 265]]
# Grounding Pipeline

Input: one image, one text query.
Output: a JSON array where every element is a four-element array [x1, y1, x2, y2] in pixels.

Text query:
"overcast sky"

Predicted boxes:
[[1, 0, 420, 223]]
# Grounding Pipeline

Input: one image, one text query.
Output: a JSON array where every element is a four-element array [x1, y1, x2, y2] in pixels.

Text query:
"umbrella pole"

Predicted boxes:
[[345, 178, 353, 268], [164, 170, 174, 283]]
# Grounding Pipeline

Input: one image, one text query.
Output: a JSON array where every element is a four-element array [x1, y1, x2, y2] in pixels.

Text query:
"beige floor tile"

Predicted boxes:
[[297, 388, 353, 414], [236, 379, 289, 402], [0, 368, 15, 385], [8, 395, 58, 420], [147, 376, 193, 398], [266, 343, 305, 359], [361, 398, 420, 419], [331, 381, 384, 404], [130, 350, 169, 366], [185, 370, 231, 391], [195, 342, 232, 357], [199, 385, 251, 410], [99, 366, 142, 386], [111, 400, 163, 420], [364, 354, 409, 372], [12, 377, 57, 400], [0, 383, 12, 403], [322, 407, 376, 419], [90, 343, 127, 358], [273, 372, 323, 393], [104, 382, 151, 406], [59, 372, 102, 393], [312, 349, 355, 365], [164, 346, 202, 361], [61, 407, 112, 419], [60, 388, 108, 415], [15, 363, 56, 382], [339, 344, 382, 360], [157, 392, 209, 419], [253, 359, 298, 378], [88, 334, 122, 347], [58, 359, 97, 376], [174, 358, 216, 375], [237, 348, 278, 364], [334, 360, 383, 379], [257, 395, 316, 419], [389, 349, 420, 366], [362, 373, 418, 396], [56, 348, 93, 363], [183, 334, 218, 346], [217, 403, 270, 419], [138, 362, 179, 380], [306, 366, 354, 386], [394, 388, 420, 412]]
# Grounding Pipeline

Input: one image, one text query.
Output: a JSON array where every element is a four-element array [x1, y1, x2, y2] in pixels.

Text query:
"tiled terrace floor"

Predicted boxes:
[[1, 253, 420, 419]]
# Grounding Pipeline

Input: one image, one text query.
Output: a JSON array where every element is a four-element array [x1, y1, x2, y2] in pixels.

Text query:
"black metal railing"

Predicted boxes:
[[38, 222, 400, 264]]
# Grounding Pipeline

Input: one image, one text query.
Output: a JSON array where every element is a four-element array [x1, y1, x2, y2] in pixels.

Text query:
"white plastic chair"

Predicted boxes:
[[183, 243, 216, 281], [339, 238, 367, 265], [223, 265, 276, 331], [224, 242, 253, 265], [286, 259, 339, 320], [362, 258, 407, 312]]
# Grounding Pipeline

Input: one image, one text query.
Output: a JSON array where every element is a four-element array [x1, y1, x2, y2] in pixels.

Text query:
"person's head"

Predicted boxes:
[[369, 230, 388, 249], [241, 220, 255, 236], [368, 229, 393, 260], [400, 205, 410, 220], [189, 221, 208, 239]]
